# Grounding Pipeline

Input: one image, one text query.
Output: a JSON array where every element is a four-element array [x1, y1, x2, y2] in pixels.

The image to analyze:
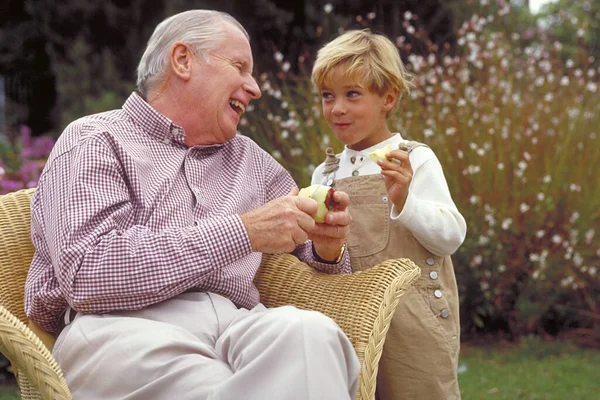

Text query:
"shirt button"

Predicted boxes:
[[382, 196, 388, 203], [326, 179, 334, 186], [440, 309, 450, 319], [426, 257, 435, 266], [350, 156, 356, 163], [429, 271, 439, 280], [352, 170, 359, 176], [434, 289, 443, 298]]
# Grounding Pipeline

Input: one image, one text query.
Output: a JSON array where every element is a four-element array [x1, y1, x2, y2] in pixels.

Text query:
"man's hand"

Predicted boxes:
[[309, 190, 351, 262], [240, 189, 318, 254], [378, 149, 412, 212]]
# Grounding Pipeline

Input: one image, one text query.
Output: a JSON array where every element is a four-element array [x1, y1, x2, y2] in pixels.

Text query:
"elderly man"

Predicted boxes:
[[24, 9, 359, 400]]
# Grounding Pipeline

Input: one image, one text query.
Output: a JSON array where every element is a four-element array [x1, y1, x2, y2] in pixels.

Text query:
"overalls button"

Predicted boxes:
[[429, 271, 439, 280], [426, 257, 435, 266], [434, 289, 443, 298], [382, 196, 388, 202], [326, 179, 333, 186], [352, 170, 359, 176], [440, 309, 450, 319]]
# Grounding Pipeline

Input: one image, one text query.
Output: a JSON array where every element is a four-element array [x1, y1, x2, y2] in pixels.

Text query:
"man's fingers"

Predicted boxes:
[[311, 222, 349, 240], [289, 187, 299, 196], [331, 190, 350, 211], [292, 228, 308, 246], [297, 212, 316, 233], [295, 195, 318, 216]]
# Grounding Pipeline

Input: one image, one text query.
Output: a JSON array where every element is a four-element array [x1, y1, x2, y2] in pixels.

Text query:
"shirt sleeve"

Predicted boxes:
[[311, 162, 328, 185], [390, 149, 467, 256], [29, 133, 252, 316]]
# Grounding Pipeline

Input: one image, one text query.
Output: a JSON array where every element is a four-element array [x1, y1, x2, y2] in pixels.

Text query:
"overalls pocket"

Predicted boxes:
[[346, 194, 390, 258], [414, 285, 460, 356]]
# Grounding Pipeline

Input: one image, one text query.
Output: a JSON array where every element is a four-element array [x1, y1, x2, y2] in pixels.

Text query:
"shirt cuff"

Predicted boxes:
[[294, 241, 351, 274], [196, 214, 253, 268]]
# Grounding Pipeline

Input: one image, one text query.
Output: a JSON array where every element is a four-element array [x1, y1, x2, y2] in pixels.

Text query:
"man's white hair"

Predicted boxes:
[[136, 10, 248, 96]]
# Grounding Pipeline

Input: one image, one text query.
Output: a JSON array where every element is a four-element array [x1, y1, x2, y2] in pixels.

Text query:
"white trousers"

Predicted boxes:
[[53, 292, 360, 400]]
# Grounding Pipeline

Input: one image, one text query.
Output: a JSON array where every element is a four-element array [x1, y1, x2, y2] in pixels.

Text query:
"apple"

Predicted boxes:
[[367, 145, 392, 163], [297, 184, 339, 223]]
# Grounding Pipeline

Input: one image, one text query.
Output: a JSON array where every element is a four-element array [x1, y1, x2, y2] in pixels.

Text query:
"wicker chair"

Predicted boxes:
[[0, 188, 421, 400]]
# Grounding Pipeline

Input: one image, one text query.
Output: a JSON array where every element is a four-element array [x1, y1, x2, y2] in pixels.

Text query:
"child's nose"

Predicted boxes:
[[331, 100, 346, 115]]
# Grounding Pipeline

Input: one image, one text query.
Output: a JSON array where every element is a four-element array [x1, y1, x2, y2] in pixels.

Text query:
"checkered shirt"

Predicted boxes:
[[25, 92, 349, 334]]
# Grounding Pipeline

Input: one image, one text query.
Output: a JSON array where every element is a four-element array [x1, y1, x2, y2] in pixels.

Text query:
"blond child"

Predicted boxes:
[[311, 29, 467, 400]]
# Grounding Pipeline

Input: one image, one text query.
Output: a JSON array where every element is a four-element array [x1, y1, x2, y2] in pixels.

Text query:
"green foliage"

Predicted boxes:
[[238, 2, 600, 341], [538, 0, 600, 64], [53, 36, 134, 127]]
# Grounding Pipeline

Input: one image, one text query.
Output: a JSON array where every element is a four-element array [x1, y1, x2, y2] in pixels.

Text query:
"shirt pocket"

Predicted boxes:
[[347, 194, 390, 258]]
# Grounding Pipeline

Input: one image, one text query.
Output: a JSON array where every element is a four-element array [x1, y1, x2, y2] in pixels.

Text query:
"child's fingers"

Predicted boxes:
[[387, 150, 410, 164], [381, 168, 412, 183], [377, 157, 412, 173]]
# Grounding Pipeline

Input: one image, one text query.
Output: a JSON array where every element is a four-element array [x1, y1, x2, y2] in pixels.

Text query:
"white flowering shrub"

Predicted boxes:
[[238, 1, 600, 343]]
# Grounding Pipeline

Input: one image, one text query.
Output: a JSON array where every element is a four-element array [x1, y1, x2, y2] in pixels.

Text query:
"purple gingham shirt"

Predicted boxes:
[[25, 92, 350, 334]]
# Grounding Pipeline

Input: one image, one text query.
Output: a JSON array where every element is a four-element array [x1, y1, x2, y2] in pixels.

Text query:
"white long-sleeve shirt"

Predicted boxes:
[[312, 133, 467, 256]]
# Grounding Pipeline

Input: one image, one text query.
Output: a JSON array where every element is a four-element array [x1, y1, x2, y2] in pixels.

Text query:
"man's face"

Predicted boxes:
[[184, 24, 262, 145]]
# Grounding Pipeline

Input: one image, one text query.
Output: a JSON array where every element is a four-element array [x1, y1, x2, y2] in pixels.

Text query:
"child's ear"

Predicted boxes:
[[383, 88, 399, 113]]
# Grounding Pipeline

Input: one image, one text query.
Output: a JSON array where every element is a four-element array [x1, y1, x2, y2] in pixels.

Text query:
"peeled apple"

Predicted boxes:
[[297, 184, 339, 223], [367, 145, 392, 163]]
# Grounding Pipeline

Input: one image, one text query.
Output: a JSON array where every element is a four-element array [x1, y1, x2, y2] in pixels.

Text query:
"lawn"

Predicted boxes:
[[1, 339, 599, 399], [458, 338, 600, 399]]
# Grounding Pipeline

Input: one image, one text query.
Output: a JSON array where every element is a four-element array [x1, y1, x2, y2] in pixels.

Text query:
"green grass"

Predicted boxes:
[[458, 338, 600, 399], [1, 339, 599, 399], [0, 385, 18, 400]]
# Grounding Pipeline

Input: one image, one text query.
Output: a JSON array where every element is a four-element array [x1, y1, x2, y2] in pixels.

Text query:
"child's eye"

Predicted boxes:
[[347, 91, 361, 98], [321, 92, 333, 100]]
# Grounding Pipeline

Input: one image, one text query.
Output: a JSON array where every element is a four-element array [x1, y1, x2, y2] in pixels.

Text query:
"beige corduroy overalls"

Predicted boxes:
[[323, 141, 461, 400]]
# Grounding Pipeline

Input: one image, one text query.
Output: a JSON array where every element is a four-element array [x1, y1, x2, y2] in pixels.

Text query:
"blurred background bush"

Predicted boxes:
[[0, 0, 598, 347]]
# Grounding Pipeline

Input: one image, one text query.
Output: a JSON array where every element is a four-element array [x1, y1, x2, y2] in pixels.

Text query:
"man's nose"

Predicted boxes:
[[244, 76, 262, 99]]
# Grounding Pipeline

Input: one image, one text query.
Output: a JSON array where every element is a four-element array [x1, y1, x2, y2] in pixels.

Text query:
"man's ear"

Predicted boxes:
[[170, 42, 192, 81], [383, 88, 399, 113]]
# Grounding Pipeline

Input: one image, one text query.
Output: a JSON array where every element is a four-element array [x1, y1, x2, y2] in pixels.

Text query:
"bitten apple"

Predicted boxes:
[[297, 184, 340, 223], [367, 145, 392, 163]]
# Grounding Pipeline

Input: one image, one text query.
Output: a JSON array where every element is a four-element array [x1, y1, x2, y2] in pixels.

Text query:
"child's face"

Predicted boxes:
[[320, 74, 396, 151]]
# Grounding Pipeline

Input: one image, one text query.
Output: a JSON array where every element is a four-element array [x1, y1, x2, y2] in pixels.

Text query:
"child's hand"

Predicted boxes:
[[377, 149, 412, 212]]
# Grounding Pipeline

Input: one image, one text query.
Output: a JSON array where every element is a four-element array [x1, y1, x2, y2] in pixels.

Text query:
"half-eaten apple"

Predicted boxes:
[[298, 184, 340, 223], [367, 145, 392, 163]]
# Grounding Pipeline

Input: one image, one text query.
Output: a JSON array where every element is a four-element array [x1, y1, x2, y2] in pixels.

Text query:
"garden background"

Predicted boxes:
[[1, 0, 599, 398]]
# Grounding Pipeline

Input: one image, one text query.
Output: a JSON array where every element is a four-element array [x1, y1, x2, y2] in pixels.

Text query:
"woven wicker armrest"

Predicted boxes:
[[0, 306, 71, 399], [255, 253, 421, 400]]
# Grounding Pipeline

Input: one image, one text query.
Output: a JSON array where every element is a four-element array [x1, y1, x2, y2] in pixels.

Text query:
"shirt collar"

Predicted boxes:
[[342, 133, 405, 158], [122, 92, 187, 145]]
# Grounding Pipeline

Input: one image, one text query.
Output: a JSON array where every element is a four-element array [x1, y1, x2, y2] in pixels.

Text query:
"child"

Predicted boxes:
[[311, 29, 467, 400]]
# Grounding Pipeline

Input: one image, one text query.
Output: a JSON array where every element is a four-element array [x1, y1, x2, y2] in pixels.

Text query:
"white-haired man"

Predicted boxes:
[[25, 9, 359, 400]]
